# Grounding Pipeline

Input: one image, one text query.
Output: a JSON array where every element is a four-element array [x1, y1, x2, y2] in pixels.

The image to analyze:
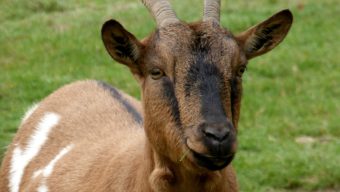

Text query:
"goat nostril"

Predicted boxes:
[[202, 127, 230, 142]]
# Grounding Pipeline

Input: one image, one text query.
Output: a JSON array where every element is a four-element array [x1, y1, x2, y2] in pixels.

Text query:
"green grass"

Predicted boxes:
[[0, 0, 339, 191]]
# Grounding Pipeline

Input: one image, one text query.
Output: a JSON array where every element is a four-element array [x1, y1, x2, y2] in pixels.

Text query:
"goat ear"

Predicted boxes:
[[101, 20, 143, 73], [236, 9, 293, 59]]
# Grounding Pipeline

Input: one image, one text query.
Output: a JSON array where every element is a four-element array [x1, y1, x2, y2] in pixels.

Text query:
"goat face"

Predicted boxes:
[[140, 22, 240, 171], [102, 9, 292, 172]]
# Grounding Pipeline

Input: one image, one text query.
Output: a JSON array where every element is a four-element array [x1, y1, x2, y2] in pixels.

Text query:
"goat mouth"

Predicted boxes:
[[189, 149, 234, 171]]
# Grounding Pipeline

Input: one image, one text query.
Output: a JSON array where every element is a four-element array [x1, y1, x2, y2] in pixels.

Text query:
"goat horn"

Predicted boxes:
[[203, 0, 221, 23], [142, 0, 179, 27]]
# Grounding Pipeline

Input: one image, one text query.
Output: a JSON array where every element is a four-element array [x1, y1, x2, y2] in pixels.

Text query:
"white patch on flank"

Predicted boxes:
[[9, 112, 60, 192], [37, 184, 48, 192], [21, 103, 39, 125], [36, 144, 74, 192], [42, 144, 74, 177], [32, 169, 43, 179]]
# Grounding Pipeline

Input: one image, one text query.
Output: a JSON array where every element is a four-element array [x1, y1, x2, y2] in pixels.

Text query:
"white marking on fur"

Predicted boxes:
[[43, 144, 74, 177], [36, 145, 74, 192], [33, 169, 42, 179], [9, 112, 60, 192], [21, 103, 39, 125], [37, 184, 48, 192]]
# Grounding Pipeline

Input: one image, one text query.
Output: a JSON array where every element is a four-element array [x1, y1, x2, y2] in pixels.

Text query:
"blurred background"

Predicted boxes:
[[0, 0, 339, 191]]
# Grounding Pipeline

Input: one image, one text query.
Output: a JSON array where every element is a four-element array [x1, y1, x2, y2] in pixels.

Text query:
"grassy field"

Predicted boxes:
[[0, 0, 339, 191]]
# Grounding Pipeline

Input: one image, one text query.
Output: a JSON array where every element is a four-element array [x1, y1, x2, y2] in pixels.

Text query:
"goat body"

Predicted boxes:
[[0, 80, 237, 192]]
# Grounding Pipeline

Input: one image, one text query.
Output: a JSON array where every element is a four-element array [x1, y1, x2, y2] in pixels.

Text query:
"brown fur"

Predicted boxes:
[[0, 2, 293, 191], [0, 80, 144, 191], [0, 80, 236, 191]]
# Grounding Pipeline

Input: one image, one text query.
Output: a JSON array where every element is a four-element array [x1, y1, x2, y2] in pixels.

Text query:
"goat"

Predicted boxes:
[[0, 0, 293, 191]]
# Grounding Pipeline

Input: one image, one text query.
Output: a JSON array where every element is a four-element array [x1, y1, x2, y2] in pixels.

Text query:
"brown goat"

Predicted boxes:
[[0, 0, 293, 191]]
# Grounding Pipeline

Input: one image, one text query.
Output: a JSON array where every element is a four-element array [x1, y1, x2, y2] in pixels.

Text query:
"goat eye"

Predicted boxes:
[[237, 66, 246, 76], [150, 68, 164, 80]]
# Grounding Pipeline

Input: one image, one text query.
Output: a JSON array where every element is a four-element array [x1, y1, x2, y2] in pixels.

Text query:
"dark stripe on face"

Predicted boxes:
[[162, 79, 182, 127], [230, 78, 242, 127], [200, 75, 226, 120], [97, 81, 143, 124], [194, 63, 227, 121], [230, 78, 238, 103], [185, 32, 227, 121], [184, 31, 210, 97]]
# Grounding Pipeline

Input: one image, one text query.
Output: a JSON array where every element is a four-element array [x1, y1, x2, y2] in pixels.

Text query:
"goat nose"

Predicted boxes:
[[202, 126, 230, 142]]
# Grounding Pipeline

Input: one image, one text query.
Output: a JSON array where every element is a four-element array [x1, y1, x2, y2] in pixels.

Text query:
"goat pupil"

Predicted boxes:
[[153, 71, 160, 75], [150, 68, 163, 79]]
